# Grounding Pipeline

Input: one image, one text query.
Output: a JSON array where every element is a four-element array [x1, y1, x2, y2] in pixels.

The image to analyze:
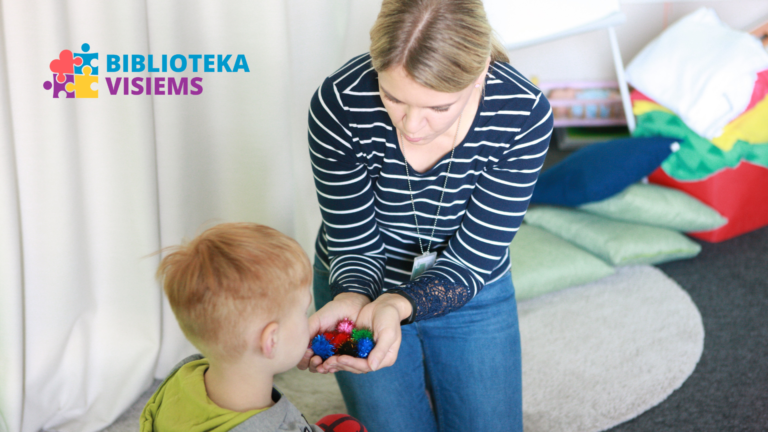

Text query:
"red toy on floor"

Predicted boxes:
[[316, 414, 368, 432]]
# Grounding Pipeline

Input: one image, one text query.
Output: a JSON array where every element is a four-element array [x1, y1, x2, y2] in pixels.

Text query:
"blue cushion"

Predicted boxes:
[[531, 137, 678, 206]]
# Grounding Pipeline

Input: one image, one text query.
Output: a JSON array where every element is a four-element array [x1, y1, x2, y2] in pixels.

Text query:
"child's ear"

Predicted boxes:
[[259, 322, 280, 359]]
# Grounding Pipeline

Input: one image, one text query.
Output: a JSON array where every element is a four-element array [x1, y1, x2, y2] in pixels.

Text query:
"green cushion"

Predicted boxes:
[[524, 206, 702, 266], [579, 183, 727, 232], [510, 224, 615, 301]]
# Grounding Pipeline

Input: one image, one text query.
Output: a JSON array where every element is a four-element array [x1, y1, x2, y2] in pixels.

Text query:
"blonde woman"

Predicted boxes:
[[299, 1, 552, 430]]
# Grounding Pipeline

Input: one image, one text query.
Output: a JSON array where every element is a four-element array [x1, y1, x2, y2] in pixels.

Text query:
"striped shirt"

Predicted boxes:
[[309, 53, 552, 317]]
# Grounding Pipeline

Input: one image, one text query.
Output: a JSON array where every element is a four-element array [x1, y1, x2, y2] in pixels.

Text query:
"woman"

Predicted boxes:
[[298, 1, 552, 430]]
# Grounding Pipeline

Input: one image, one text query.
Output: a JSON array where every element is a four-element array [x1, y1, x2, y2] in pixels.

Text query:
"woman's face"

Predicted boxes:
[[378, 65, 484, 147]]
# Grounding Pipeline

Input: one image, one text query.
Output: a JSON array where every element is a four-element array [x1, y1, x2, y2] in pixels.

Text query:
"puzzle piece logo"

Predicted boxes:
[[43, 43, 98, 98]]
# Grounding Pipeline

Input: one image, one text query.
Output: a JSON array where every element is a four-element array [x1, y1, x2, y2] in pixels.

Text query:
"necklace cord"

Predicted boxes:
[[399, 115, 462, 255]]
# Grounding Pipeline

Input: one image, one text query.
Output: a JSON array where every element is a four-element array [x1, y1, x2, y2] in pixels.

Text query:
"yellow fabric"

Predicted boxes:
[[140, 358, 267, 432], [632, 100, 673, 116], [711, 96, 768, 151], [632, 96, 768, 152]]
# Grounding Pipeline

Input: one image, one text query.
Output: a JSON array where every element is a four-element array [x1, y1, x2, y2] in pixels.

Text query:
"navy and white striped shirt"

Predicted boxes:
[[309, 53, 552, 320]]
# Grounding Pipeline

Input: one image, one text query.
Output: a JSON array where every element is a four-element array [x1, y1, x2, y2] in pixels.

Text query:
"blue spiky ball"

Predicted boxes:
[[356, 337, 374, 359], [311, 334, 335, 360]]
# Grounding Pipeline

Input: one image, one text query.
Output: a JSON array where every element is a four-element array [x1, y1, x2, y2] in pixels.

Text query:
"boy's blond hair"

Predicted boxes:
[[157, 223, 311, 360]]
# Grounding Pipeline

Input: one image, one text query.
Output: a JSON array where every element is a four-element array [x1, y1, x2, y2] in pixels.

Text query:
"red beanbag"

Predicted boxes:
[[648, 161, 768, 242]]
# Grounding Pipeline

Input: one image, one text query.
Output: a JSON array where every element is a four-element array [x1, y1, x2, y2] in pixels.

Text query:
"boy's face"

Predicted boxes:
[[275, 285, 313, 373]]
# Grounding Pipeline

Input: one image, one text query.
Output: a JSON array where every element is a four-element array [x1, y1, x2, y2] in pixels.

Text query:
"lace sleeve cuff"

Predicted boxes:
[[394, 276, 473, 322]]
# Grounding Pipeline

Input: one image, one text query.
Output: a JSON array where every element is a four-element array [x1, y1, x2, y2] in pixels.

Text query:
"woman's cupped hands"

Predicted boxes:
[[298, 292, 411, 374]]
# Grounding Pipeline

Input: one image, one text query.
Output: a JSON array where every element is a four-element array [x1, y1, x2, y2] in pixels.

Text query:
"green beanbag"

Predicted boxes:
[[524, 206, 702, 266], [510, 224, 615, 301], [579, 183, 727, 232]]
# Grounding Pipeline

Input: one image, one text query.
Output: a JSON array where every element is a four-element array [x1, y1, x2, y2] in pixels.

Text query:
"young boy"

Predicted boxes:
[[140, 222, 322, 432]]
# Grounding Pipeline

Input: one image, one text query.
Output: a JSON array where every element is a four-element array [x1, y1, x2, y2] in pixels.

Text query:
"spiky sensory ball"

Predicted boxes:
[[330, 332, 351, 347], [336, 340, 358, 357], [337, 318, 355, 334], [311, 319, 376, 360], [351, 328, 372, 341], [311, 335, 336, 360], [356, 337, 374, 359]]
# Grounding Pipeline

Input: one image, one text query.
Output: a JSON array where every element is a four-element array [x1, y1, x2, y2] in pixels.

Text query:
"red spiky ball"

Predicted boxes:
[[330, 332, 351, 347]]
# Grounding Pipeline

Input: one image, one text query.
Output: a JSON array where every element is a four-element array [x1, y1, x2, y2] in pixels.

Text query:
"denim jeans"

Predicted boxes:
[[312, 256, 523, 432]]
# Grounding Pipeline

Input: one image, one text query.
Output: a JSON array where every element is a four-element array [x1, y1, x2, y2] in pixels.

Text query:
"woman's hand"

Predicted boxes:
[[298, 292, 371, 374], [319, 292, 413, 374]]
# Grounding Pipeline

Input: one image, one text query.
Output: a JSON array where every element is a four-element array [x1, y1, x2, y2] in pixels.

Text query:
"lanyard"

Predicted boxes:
[[399, 115, 462, 280]]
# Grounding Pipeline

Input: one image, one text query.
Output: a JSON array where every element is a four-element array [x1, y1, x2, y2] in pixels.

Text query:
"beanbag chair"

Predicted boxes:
[[648, 163, 768, 242], [531, 137, 677, 207], [633, 91, 768, 242]]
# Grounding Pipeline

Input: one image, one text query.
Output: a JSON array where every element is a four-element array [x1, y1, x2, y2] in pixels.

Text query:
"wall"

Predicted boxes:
[[507, 1, 768, 82]]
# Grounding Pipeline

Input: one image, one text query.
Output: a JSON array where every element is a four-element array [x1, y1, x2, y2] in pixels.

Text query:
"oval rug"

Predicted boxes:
[[520, 265, 704, 432]]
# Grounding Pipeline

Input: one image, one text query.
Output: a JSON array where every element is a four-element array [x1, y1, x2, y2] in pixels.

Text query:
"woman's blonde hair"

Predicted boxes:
[[370, 0, 509, 93]]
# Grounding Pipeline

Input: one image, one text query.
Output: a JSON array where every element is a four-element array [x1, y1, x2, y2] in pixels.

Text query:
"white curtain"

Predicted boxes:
[[0, 1, 381, 431]]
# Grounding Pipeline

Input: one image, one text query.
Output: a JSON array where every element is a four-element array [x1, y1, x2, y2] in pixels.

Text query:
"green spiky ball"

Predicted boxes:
[[351, 328, 373, 341]]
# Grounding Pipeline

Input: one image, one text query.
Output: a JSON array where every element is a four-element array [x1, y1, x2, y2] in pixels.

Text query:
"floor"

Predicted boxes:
[[609, 224, 768, 431], [542, 138, 768, 431]]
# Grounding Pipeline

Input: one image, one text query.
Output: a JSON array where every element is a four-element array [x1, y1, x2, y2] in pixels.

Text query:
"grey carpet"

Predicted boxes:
[[607, 224, 768, 432], [519, 265, 703, 432], [541, 142, 768, 431]]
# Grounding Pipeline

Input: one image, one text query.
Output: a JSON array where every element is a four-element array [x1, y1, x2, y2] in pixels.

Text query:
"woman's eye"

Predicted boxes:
[[382, 92, 449, 112], [384, 94, 399, 104]]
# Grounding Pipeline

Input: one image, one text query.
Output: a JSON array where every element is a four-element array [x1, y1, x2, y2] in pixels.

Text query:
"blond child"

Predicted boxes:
[[140, 222, 322, 432]]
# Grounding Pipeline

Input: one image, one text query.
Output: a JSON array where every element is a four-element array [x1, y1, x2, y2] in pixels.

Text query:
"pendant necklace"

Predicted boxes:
[[399, 114, 462, 280]]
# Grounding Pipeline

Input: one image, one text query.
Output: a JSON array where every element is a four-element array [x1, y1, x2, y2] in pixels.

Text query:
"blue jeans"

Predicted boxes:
[[312, 256, 523, 432]]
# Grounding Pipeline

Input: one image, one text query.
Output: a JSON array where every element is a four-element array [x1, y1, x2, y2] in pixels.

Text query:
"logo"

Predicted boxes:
[[43, 43, 98, 98], [43, 43, 250, 99]]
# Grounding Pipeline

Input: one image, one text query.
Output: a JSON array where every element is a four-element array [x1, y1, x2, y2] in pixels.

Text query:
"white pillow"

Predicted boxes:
[[625, 7, 768, 139]]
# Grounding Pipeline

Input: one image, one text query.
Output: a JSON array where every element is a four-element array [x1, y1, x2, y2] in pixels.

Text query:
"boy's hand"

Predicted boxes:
[[298, 292, 371, 374]]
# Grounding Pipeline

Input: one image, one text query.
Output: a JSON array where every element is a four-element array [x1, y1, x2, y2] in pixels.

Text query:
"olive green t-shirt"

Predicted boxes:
[[140, 358, 268, 432]]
